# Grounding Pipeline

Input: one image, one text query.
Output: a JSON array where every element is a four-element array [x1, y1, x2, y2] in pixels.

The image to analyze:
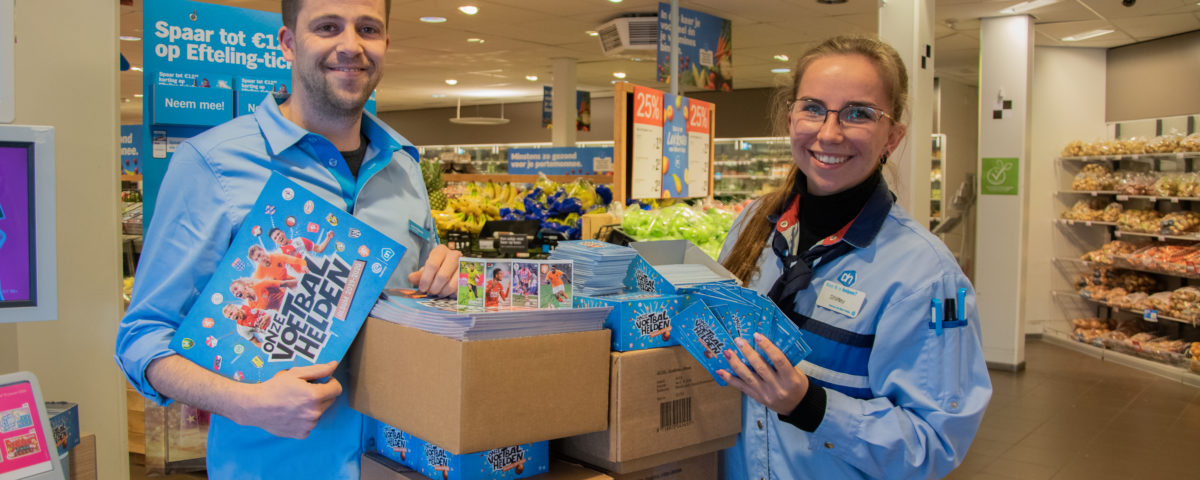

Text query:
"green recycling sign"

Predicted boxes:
[[981, 157, 1019, 195]]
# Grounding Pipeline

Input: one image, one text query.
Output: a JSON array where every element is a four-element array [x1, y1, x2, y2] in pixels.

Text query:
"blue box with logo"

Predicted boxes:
[[575, 292, 683, 352], [366, 417, 549, 480], [45, 401, 80, 455]]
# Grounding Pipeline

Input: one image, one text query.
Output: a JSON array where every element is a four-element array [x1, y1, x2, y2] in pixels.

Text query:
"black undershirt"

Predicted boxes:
[[339, 131, 369, 178], [794, 168, 882, 250]]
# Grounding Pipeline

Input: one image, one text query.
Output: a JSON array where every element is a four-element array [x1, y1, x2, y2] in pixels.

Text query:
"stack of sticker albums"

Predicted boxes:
[[369, 257, 611, 341], [547, 240, 639, 296]]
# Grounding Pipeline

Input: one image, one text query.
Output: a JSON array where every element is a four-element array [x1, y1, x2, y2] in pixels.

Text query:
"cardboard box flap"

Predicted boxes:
[[624, 240, 738, 294]]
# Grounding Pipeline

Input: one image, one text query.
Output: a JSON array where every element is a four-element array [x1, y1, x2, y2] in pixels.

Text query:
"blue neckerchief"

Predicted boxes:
[[766, 175, 894, 313]]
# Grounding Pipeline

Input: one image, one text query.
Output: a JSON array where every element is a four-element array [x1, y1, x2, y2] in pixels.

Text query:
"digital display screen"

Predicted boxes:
[[0, 381, 52, 479], [0, 142, 35, 307]]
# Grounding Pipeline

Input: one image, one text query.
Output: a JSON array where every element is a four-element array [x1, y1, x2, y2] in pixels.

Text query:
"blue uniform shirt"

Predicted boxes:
[[115, 95, 437, 479], [719, 184, 991, 480]]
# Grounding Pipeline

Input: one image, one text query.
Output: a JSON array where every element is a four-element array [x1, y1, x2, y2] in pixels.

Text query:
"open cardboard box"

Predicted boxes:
[[554, 346, 741, 474], [622, 240, 738, 294], [361, 452, 613, 480], [348, 318, 612, 454]]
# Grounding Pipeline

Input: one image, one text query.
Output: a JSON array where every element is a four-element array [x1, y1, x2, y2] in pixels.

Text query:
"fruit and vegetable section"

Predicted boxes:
[[1051, 133, 1200, 381]]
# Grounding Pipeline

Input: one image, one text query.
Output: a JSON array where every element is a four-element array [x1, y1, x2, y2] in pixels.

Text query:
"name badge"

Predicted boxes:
[[815, 280, 866, 318], [408, 219, 433, 244]]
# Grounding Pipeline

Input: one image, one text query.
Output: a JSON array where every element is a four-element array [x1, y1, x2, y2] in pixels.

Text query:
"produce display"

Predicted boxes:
[[421, 161, 613, 240], [1116, 208, 1163, 233], [620, 202, 738, 259], [1061, 199, 1121, 222], [1117, 171, 1156, 195], [1152, 173, 1200, 198], [1071, 163, 1117, 191], [1080, 240, 1140, 264], [1070, 317, 1197, 368], [1061, 132, 1200, 157]]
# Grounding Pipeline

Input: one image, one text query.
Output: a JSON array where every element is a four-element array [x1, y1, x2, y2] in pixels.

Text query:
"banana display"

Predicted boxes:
[[430, 176, 613, 240]]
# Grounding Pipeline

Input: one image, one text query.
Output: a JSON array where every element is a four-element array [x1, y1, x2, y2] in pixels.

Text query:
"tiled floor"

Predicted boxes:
[[128, 338, 1200, 480], [947, 338, 1200, 480]]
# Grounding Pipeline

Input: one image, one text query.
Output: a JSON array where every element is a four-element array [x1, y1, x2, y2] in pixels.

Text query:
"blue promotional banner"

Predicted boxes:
[[662, 93, 688, 197], [656, 3, 732, 91], [120, 125, 141, 175], [540, 87, 592, 131], [508, 147, 614, 176], [541, 86, 552, 129], [153, 84, 235, 126], [143, 0, 291, 226], [236, 77, 288, 116]]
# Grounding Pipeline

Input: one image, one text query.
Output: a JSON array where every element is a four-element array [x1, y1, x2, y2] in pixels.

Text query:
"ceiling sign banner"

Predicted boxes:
[[656, 3, 732, 91]]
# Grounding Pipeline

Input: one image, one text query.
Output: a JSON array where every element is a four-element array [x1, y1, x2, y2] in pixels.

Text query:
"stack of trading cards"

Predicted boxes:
[[455, 257, 575, 310], [548, 240, 639, 296], [370, 257, 604, 341], [672, 283, 812, 384], [655, 263, 736, 289], [370, 290, 609, 341]]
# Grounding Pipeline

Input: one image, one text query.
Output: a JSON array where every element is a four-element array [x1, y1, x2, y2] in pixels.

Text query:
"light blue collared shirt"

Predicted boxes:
[[719, 186, 991, 480], [115, 94, 436, 479]]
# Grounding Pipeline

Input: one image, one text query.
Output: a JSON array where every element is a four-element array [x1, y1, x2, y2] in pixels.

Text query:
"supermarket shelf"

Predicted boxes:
[[1055, 219, 1117, 227], [443, 173, 613, 184], [1043, 332, 1200, 387], [1051, 289, 1197, 326], [1114, 230, 1200, 242], [1054, 256, 1200, 281], [1057, 190, 1118, 196], [714, 190, 762, 196], [1115, 194, 1200, 203], [1059, 152, 1200, 163], [121, 174, 142, 182]]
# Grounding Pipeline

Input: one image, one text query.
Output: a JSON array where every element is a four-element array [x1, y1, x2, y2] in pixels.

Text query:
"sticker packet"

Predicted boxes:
[[671, 302, 747, 386]]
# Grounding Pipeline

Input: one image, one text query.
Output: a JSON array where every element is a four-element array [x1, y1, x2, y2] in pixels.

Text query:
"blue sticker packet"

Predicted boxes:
[[672, 302, 745, 386]]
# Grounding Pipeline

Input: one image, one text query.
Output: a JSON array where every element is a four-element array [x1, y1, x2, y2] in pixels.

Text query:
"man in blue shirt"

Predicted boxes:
[[115, 1, 461, 478]]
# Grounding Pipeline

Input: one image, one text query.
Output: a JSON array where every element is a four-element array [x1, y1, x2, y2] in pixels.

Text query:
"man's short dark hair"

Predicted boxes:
[[281, 0, 392, 31]]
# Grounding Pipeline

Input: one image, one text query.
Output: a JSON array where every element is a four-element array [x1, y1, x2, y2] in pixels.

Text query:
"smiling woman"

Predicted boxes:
[[716, 34, 991, 480]]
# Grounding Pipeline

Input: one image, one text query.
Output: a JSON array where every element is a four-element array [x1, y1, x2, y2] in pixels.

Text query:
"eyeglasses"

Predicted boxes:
[[787, 99, 894, 131]]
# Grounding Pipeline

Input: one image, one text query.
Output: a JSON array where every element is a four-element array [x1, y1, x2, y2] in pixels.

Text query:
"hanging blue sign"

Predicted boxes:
[[508, 147, 614, 176], [120, 125, 141, 176], [542, 86, 552, 129], [656, 3, 732, 91]]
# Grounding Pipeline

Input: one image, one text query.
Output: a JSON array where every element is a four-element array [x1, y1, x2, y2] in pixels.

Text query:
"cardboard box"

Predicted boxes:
[[365, 416, 550, 480], [362, 453, 613, 480], [46, 401, 80, 455], [575, 292, 683, 351], [623, 240, 737, 294], [348, 318, 611, 454], [606, 452, 717, 480], [554, 346, 741, 474], [580, 213, 617, 241]]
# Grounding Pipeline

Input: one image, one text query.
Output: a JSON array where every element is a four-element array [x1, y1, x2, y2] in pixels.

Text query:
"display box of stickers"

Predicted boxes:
[[366, 418, 549, 480], [574, 292, 683, 352]]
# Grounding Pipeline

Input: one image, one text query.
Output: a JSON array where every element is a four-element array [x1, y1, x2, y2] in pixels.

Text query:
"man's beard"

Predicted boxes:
[[297, 60, 380, 118]]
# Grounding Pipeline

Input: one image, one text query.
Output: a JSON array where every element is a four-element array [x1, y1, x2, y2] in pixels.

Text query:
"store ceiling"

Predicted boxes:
[[118, 0, 1200, 122]]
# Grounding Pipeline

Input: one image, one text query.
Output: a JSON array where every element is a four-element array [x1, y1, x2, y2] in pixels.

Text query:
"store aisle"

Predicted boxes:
[[948, 338, 1200, 480]]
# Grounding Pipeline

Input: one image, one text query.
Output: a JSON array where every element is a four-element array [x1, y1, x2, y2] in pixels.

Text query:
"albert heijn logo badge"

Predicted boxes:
[[838, 270, 856, 287]]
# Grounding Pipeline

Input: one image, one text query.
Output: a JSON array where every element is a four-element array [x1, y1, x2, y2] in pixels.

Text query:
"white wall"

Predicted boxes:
[[11, 1, 128, 478], [1027, 47, 1108, 334], [936, 77, 978, 278]]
